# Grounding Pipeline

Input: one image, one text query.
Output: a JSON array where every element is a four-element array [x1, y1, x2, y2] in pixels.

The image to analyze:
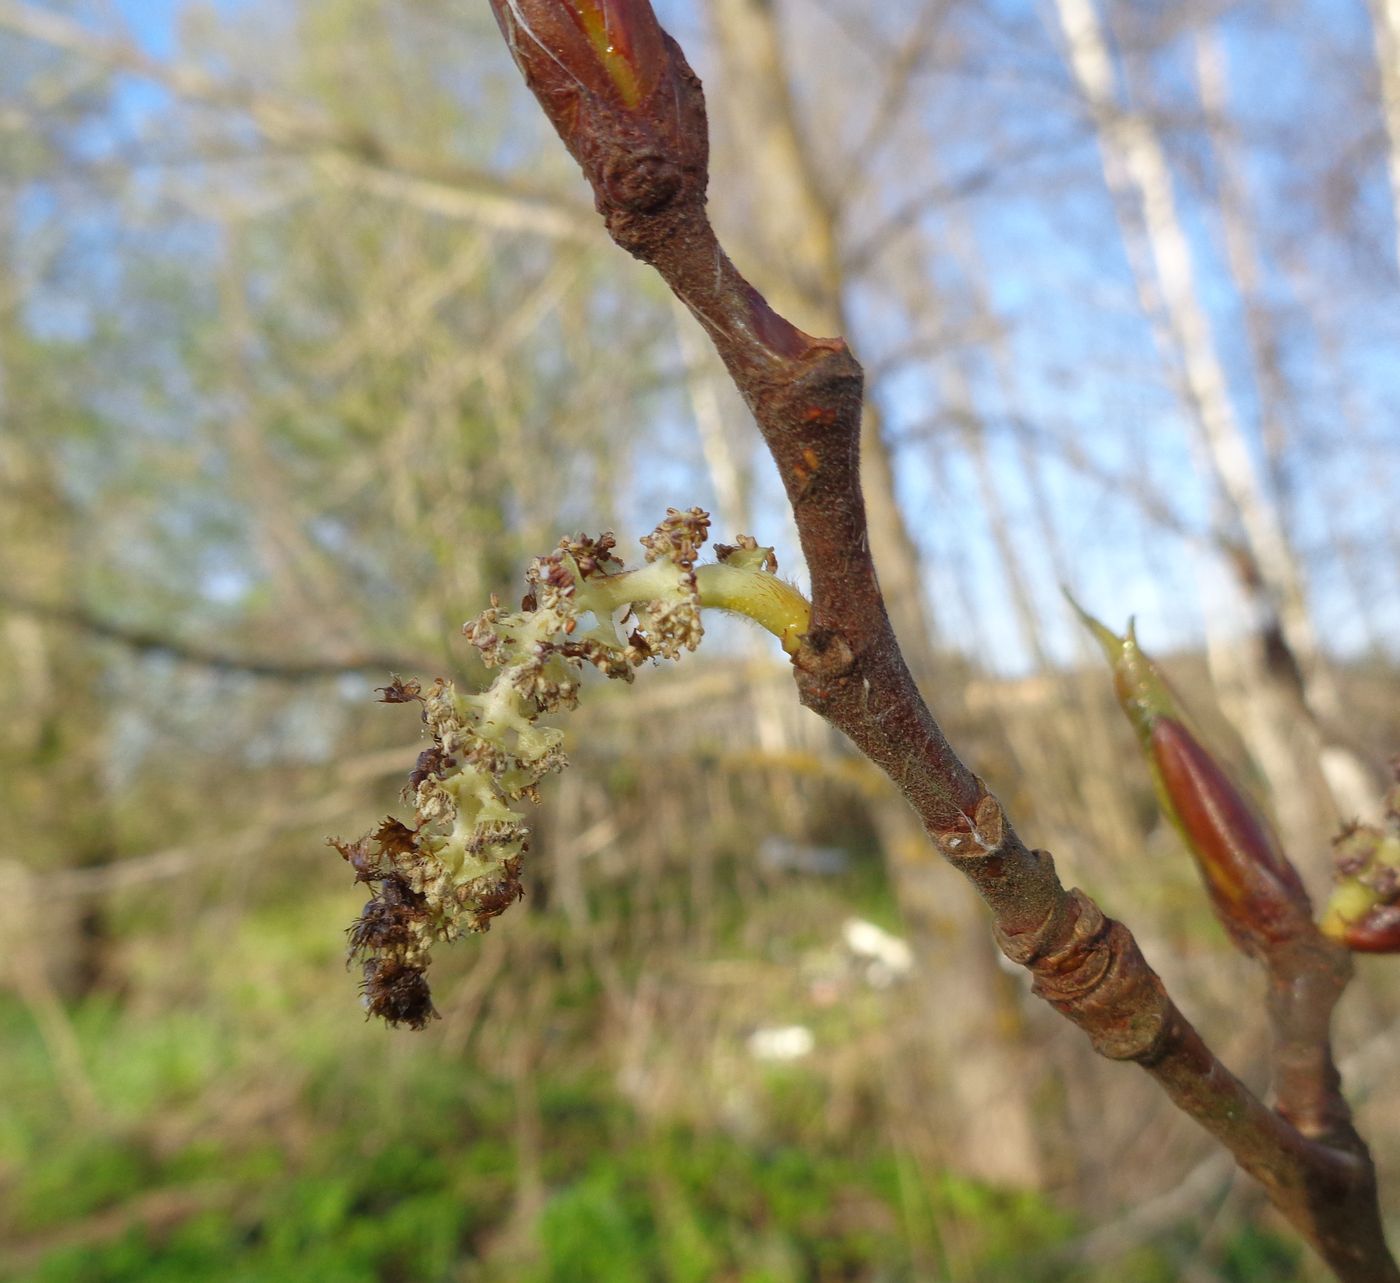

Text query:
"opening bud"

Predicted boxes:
[[1065, 593, 1182, 749], [1321, 762, 1400, 953], [1071, 595, 1312, 957]]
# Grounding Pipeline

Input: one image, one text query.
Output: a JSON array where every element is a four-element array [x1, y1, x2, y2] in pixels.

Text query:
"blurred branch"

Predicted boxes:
[[320, 156, 587, 237], [0, 0, 595, 240], [840, 130, 1075, 274], [24, 746, 415, 900], [894, 408, 1200, 542], [830, 0, 948, 209], [1055, 1152, 1234, 1268], [0, 591, 425, 680], [0, 1183, 243, 1276], [0, 863, 101, 1121]]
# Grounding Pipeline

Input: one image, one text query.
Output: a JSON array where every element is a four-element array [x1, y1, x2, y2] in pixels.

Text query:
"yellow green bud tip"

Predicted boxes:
[[1063, 586, 1123, 666], [1064, 590, 1186, 747]]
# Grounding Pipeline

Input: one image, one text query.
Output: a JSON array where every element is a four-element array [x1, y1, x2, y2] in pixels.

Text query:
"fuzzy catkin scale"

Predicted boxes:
[[334, 510, 810, 1028]]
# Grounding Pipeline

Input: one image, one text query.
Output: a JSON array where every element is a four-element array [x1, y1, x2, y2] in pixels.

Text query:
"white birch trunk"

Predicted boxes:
[[1051, 0, 1376, 853]]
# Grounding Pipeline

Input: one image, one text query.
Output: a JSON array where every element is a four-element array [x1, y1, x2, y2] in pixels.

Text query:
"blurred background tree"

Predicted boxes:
[[0, 1, 1397, 1279]]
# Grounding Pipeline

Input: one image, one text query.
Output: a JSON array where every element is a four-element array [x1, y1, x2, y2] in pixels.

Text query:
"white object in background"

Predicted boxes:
[[842, 918, 914, 981], [746, 1025, 815, 1062]]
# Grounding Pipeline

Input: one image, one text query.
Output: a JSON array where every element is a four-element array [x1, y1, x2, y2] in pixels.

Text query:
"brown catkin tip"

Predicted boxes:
[[360, 958, 438, 1030]]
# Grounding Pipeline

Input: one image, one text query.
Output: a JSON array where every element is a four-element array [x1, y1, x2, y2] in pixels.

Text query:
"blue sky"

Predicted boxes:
[[115, 0, 181, 54]]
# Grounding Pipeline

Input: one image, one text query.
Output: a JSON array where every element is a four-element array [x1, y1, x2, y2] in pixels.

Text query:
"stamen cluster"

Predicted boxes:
[[333, 508, 804, 1028]]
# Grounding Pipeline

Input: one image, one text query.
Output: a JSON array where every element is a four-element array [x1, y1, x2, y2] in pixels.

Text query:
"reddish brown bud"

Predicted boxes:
[[1341, 904, 1400, 953], [1072, 600, 1316, 958], [1151, 717, 1312, 955], [493, 0, 666, 107], [488, 0, 708, 238]]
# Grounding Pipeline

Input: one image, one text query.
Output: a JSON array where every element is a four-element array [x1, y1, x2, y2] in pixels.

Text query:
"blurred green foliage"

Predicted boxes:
[[0, 872, 1306, 1283]]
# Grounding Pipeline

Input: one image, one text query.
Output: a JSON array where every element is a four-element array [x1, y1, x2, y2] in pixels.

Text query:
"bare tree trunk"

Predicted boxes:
[[1368, 0, 1400, 275], [707, 0, 1044, 1188], [1193, 30, 1293, 519]]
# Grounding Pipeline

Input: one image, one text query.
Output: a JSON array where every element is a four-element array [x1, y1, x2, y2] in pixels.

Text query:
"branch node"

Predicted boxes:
[[998, 888, 1170, 1063], [793, 628, 856, 694]]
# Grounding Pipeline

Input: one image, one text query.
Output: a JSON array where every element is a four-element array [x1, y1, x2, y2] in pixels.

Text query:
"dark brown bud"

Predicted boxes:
[[329, 835, 381, 883], [640, 506, 710, 566], [557, 531, 621, 578], [408, 746, 453, 795], [347, 876, 429, 957], [370, 817, 420, 858], [468, 856, 526, 930], [360, 958, 438, 1030]]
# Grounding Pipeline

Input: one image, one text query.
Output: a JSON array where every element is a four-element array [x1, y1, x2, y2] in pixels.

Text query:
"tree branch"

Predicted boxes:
[[0, 591, 423, 680], [488, 3, 1396, 1278]]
